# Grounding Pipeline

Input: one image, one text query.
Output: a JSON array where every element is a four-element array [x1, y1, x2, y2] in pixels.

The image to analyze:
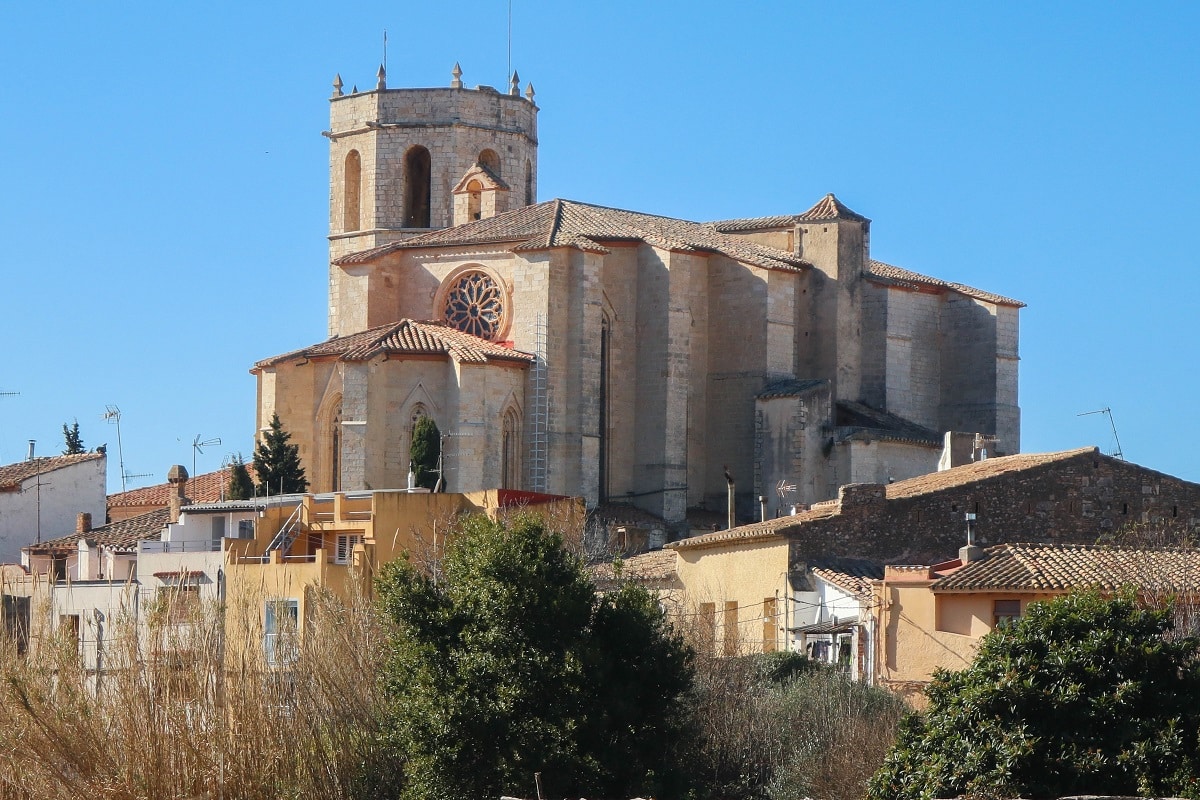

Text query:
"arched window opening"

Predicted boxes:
[[330, 406, 342, 492], [525, 160, 533, 206], [467, 179, 483, 221], [501, 408, 521, 490], [479, 148, 501, 176], [403, 146, 431, 228], [343, 150, 361, 232]]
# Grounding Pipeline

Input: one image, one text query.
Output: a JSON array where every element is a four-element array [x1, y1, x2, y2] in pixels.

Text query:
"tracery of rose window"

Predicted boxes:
[[443, 271, 505, 340]]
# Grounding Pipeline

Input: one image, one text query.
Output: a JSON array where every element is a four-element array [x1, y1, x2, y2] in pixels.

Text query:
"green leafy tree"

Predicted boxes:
[[375, 514, 695, 800], [226, 453, 255, 500], [253, 413, 308, 495], [61, 420, 85, 455], [408, 416, 440, 490], [868, 591, 1200, 800]]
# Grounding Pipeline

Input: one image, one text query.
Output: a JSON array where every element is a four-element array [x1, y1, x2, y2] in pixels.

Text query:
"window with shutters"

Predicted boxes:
[[264, 599, 299, 667], [335, 533, 363, 565]]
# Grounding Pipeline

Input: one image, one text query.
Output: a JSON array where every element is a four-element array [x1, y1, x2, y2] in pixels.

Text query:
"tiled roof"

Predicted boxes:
[[707, 214, 804, 232], [592, 503, 667, 529], [29, 508, 170, 554], [108, 465, 256, 509], [885, 448, 1100, 500], [590, 549, 679, 584], [757, 378, 828, 400], [335, 199, 811, 274], [933, 543, 1200, 593], [796, 193, 870, 223], [810, 557, 884, 598], [0, 453, 103, 491], [835, 401, 941, 446], [254, 319, 534, 370], [867, 259, 1025, 308]]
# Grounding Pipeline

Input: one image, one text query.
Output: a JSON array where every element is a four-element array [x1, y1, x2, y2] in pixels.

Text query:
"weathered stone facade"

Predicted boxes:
[[756, 448, 1200, 570], [254, 67, 1024, 526]]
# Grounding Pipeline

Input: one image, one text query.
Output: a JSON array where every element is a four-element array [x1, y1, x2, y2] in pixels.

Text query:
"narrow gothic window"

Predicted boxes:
[[479, 148, 500, 176], [330, 407, 342, 492], [599, 316, 611, 501], [501, 409, 520, 489], [443, 271, 505, 340], [343, 150, 361, 231], [403, 146, 431, 228], [525, 160, 533, 206]]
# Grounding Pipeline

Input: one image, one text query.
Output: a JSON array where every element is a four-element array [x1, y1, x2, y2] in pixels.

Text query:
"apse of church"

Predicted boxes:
[[251, 64, 1023, 529]]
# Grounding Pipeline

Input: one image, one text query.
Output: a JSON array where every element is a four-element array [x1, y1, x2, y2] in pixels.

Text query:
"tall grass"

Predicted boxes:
[[0, 579, 394, 800]]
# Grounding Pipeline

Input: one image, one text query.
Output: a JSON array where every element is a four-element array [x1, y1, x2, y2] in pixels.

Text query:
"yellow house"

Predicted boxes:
[[223, 488, 583, 667], [665, 527, 792, 657], [874, 542, 1200, 707]]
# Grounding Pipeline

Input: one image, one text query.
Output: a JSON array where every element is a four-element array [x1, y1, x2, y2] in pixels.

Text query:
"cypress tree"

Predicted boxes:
[[409, 416, 441, 490], [62, 420, 85, 455], [253, 413, 308, 495], [226, 453, 255, 500]]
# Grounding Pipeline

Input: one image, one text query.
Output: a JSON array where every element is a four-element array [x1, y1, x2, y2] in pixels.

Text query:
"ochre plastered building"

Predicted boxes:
[[253, 64, 1023, 527]]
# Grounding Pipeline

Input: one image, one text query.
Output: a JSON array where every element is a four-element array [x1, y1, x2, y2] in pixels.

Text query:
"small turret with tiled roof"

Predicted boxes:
[[797, 193, 870, 223]]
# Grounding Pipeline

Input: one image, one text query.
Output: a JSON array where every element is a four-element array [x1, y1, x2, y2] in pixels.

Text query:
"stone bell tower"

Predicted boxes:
[[325, 63, 539, 335]]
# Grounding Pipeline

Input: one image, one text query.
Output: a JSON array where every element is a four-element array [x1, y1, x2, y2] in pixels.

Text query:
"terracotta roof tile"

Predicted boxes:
[[335, 199, 811, 274], [867, 259, 1025, 308], [30, 508, 170, 554], [933, 542, 1200, 593], [835, 401, 941, 446], [707, 214, 804, 232], [590, 549, 679, 584], [796, 193, 870, 223], [810, 557, 884, 598], [757, 378, 828, 399], [254, 319, 534, 370], [884, 448, 1099, 500], [108, 465, 256, 509], [0, 453, 104, 491]]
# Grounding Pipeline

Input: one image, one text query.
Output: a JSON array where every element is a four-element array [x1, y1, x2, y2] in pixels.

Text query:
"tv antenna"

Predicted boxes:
[[102, 405, 129, 492], [123, 469, 153, 485], [1078, 407, 1124, 460], [0, 389, 18, 397], [192, 434, 222, 476]]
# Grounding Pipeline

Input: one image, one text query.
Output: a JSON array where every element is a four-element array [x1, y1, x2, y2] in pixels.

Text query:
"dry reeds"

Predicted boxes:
[[0, 577, 395, 800]]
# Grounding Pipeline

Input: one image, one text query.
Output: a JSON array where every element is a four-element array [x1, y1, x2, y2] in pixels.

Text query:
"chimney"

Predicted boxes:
[[26, 440, 35, 461], [76, 513, 92, 534], [960, 511, 984, 564], [166, 464, 191, 523]]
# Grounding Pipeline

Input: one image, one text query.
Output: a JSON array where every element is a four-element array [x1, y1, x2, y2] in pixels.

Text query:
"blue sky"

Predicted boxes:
[[1, 2, 1197, 492]]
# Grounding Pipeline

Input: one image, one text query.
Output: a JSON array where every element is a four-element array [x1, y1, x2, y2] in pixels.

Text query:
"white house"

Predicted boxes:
[[0, 452, 106, 565], [790, 558, 882, 682]]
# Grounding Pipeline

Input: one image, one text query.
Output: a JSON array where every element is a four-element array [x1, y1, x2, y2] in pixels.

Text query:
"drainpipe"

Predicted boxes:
[[723, 465, 735, 530]]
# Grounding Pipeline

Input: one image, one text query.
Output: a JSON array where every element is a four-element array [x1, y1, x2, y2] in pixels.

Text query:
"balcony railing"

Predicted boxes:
[[140, 540, 222, 554]]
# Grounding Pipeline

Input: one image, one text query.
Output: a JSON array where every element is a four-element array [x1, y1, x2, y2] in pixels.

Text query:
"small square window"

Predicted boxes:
[[994, 599, 1021, 628]]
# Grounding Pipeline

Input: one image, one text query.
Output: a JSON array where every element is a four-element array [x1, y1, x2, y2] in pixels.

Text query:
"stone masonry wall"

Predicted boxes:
[[784, 451, 1200, 570]]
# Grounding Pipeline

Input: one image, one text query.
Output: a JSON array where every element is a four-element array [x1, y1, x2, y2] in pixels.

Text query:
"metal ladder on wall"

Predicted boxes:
[[528, 314, 548, 492]]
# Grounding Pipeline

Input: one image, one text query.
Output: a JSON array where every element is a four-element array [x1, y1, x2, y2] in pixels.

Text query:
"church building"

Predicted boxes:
[[252, 64, 1023, 528]]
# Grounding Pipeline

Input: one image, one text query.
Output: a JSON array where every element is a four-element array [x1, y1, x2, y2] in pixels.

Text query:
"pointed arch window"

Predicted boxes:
[[525, 160, 533, 206], [403, 146, 431, 228], [343, 150, 361, 232], [501, 408, 521, 490], [330, 406, 342, 492]]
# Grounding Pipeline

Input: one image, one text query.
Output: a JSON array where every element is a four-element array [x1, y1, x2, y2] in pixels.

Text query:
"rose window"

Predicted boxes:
[[443, 271, 505, 340]]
